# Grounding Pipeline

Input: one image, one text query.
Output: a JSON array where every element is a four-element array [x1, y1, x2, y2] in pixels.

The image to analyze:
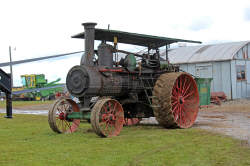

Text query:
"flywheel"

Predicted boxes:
[[153, 72, 199, 128]]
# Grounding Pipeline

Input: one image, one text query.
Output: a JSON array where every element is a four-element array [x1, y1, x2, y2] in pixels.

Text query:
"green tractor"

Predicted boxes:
[[13, 74, 64, 101]]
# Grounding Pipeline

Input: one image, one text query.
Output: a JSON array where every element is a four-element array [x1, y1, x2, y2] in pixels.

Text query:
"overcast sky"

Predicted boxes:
[[1, 0, 250, 86]]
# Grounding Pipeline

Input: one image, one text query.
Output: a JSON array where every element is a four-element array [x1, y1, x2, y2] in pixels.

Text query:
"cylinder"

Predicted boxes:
[[98, 43, 113, 68], [80, 22, 97, 66]]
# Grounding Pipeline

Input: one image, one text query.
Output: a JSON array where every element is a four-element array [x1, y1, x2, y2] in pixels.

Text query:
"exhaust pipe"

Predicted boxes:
[[80, 22, 97, 66]]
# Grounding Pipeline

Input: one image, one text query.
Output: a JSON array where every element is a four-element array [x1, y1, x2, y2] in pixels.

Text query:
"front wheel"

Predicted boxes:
[[48, 97, 80, 133], [91, 98, 124, 137]]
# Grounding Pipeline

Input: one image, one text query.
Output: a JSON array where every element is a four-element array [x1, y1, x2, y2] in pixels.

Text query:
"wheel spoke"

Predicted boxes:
[[172, 87, 178, 96], [174, 109, 179, 121], [179, 78, 182, 93], [56, 107, 63, 113], [108, 101, 112, 113], [111, 103, 117, 114], [63, 121, 68, 132], [57, 119, 62, 129], [99, 121, 107, 132], [178, 108, 182, 125], [183, 82, 192, 96], [171, 95, 178, 100], [174, 105, 181, 121], [181, 77, 187, 94], [176, 80, 180, 92], [183, 91, 195, 99], [104, 104, 108, 113], [108, 123, 115, 135], [181, 107, 187, 125], [171, 104, 178, 113], [61, 120, 65, 132], [107, 122, 114, 136], [104, 121, 109, 134], [172, 100, 178, 105], [60, 120, 64, 130], [64, 120, 72, 132], [65, 104, 70, 111], [179, 105, 185, 125], [63, 104, 66, 112]]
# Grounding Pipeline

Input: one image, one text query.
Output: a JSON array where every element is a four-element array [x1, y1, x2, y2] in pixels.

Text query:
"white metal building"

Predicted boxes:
[[166, 41, 250, 99]]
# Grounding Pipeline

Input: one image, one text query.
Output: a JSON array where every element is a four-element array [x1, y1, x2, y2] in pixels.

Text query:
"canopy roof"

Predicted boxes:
[[72, 28, 201, 48]]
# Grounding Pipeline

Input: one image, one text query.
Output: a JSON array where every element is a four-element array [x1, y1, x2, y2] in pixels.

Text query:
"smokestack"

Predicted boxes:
[[81, 22, 97, 66]]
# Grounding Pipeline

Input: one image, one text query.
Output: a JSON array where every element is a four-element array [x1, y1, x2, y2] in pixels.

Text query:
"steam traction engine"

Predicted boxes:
[[48, 23, 201, 137]]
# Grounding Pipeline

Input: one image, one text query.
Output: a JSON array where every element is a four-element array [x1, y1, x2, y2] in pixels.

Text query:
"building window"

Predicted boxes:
[[236, 65, 246, 80]]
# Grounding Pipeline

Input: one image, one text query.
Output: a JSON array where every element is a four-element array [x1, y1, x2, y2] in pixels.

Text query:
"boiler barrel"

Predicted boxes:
[[66, 65, 141, 97]]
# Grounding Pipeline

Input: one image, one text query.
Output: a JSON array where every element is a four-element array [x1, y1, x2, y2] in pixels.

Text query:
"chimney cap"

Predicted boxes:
[[82, 22, 97, 28]]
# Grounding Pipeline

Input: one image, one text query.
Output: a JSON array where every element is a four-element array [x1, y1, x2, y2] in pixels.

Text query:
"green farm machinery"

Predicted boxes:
[[13, 74, 64, 101]]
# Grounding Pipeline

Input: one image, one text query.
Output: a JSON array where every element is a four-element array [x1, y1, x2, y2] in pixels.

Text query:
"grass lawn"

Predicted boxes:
[[0, 114, 250, 166], [0, 100, 54, 108]]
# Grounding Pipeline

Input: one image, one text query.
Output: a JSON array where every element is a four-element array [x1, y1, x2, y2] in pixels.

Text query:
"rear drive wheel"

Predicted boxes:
[[153, 72, 199, 128]]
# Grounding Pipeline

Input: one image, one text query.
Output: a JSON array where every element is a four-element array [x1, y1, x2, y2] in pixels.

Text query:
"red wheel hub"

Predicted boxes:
[[58, 112, 66, 120], [178, 96, 185, 104], [102, 114, 116, 123]]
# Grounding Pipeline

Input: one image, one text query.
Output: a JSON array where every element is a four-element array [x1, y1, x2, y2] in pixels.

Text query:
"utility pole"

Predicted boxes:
[[9, 46, 13, 88], [4, 46, 13, 118]]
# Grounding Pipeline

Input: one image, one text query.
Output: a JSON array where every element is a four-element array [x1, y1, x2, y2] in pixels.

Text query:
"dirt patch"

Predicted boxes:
[[194, 121, 231, 128], [0, 102, 52, 115], [201, 115, 226, 119], [240, 140, 250, 147], [195, 105, 250, 145], [14, 104, 52, 110], [200, 99, 250, 113]]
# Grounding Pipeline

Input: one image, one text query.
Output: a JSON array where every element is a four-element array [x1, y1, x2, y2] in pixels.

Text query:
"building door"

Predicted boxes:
[[246, 61, 250, 97], [236, 60, 247, 98]]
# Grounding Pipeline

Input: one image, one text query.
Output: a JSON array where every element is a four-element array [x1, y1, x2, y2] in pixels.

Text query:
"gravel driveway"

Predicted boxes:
[[194, 110, 250, 144]]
